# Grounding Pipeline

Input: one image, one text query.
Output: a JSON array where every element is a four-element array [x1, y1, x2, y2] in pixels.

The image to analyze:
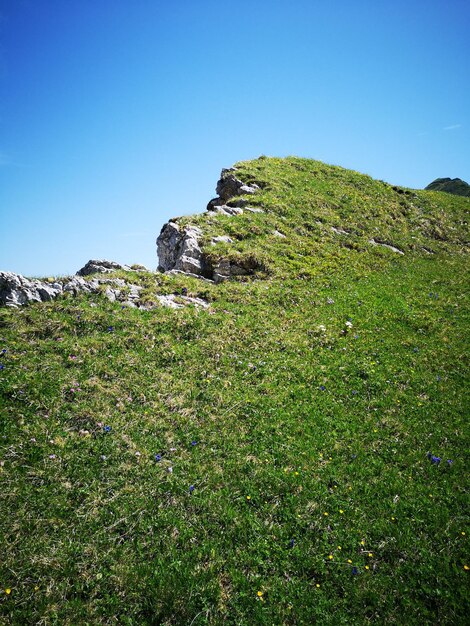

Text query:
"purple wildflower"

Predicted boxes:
[[288, 539, 295, 548], [191, 441, 197, 446], [0, 364, 4, 371], [189, 485, 195, 493], [447, 459, 453, 466], [104, 425, 112, 433], [430, 455, 441, 465], [352, 566, 358, 575], [319, 385, 326, 391], [155, 454, 162, 462]]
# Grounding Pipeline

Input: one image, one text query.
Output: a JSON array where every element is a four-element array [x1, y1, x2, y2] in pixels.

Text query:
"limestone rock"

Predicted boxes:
[[76, 259, 129, 276], [215, 169, 259, 202], [206, 168, 260, 213], [207, 205, 244, 216], [369, 239, 404, 255], [155, 294, 209, 309], [156, 222, 208, 276], [0, 271, 62, 307], [156, 165, 263, 281], [211, 235, 234, 245], [212, 257, 262, 284]]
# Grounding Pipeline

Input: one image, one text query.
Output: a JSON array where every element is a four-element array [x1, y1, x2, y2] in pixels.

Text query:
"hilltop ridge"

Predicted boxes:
[[157, 156, 468, 283], [1, 157, 469, 310], [425, 177, 470, 197]]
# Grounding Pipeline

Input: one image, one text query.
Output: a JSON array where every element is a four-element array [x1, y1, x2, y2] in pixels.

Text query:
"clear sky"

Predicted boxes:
[[1, 0, 469, 276]]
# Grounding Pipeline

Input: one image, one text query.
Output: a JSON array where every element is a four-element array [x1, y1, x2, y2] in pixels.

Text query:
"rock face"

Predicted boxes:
[[157, 166, 262, 282], [156, 222, 209, 275], [206, 169, 259, 212]]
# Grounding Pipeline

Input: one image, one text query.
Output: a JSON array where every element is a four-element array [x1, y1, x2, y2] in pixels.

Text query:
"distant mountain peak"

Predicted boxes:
[[425, 177, 470, 197]]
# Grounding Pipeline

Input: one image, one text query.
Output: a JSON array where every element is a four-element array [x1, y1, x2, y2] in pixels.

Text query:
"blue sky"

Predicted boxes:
[[1, 0, 469, 276]]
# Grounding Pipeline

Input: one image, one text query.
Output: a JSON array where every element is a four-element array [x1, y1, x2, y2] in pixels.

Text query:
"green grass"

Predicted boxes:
[[1, 157, 469, 624]]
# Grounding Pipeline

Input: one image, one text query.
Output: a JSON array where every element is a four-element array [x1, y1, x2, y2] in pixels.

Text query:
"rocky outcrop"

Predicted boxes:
[[212, 257, 262, 283], [156, 222, 211, 276], [0, 271, 63, 307], [0, 264, 208, 310], [157, 166, 262, 282], [207, 168, 259, 212], [76, 259, 131, 276]]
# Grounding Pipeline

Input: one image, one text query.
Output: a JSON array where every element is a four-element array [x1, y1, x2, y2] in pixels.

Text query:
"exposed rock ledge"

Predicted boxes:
[[1, 166, 262, 307], [157, 167, 262, 282], [0, 262, 208, 310]]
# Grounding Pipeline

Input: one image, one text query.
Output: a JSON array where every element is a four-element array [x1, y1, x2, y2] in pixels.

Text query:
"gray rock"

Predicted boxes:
[[212, 257, 262, 283], [216, 169, 259, 202], [157, 222, 208, 276], [369, 239, 404, 255], [104, 287, 119, 302], [211, 235, 233, 245], [157, 166, 263, 281], [273, 230, 286, 238], [166, 269, 214, 282], [76, 259, 129, 276], [244, 207, 265, 214], [0, 271, 62, 307], [156, 294, 209, 309], [1, 270, 149, 309], [63, 276, 90, 294], [208, 205, 244, 216]]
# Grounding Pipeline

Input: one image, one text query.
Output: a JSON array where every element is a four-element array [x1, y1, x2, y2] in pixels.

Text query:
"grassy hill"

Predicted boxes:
[[1, 157, 469, 625]]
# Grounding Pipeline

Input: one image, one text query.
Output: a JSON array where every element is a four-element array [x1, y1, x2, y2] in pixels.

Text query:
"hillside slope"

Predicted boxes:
[[1, 158, 469, 625]]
